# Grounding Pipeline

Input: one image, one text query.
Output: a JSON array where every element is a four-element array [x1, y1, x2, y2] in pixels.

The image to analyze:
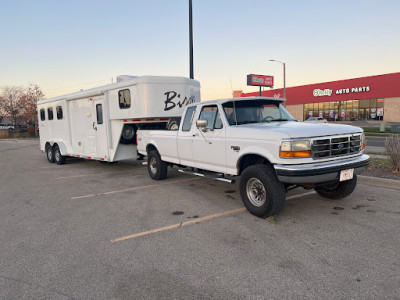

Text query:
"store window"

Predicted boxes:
[[303, 98, 385, 122]]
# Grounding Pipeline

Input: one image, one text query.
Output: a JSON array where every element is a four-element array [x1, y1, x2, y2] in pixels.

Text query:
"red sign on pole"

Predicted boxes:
[[247, 74, 274, 87]]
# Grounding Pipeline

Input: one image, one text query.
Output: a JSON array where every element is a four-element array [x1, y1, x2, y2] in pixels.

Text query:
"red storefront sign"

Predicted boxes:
[[242, 72, 400, 105], [247, 74, 274, 87]]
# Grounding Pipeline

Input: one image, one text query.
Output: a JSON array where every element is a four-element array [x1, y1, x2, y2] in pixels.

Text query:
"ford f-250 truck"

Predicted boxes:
[[137, 97, 370, 218]]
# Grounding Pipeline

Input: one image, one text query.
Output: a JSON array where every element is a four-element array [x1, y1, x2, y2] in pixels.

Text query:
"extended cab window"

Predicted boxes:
[[199, 105, 223, 130], [182, 106, 196, 131], [119, 89, 131, 109]]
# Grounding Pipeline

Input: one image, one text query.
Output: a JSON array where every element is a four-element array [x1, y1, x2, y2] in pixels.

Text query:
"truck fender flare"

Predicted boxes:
[[236, 146, 275, 173], [146, 142, 159, 154]]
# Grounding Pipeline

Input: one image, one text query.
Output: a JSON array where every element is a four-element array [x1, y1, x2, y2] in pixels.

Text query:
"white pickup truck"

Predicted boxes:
[[137, 97, 370, 218]]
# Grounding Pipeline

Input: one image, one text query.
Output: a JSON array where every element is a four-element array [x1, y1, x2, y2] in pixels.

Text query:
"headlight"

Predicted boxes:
[[280, 140, 311, 158]]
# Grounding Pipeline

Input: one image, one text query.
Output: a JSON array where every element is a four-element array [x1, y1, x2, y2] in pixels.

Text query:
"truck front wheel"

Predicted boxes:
[[148, 150, 168, 180], [314, 176, 357, 199], [239, 164, 286, 218]]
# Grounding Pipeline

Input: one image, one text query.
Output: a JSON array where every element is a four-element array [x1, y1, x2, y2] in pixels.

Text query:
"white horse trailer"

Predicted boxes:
[[37, 75, 200, 164]]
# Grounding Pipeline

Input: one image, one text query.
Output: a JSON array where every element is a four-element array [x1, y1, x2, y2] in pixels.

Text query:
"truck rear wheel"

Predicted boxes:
[[314, 176, 357, 199], [239, 164, 286, 218], [148, 150, 168, 180], [46, 145, 55, 163]]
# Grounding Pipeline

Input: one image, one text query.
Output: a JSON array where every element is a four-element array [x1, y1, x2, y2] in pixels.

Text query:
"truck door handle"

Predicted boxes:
[[93, 122, 97, 131], [193, 133, 199, 137]]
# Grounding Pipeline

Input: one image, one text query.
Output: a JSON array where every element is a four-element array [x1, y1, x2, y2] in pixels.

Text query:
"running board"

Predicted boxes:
[[178, 169, 235, 184]]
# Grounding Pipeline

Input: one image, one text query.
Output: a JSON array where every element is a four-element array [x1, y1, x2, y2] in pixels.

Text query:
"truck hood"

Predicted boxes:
[[237, 121, 363, 139]]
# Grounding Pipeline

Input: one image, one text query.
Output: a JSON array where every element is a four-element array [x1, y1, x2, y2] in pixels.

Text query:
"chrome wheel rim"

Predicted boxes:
[[149, 157, 157, 174], [47, 149, 52, 160], [246, 178, 266, 207], [55, 150, 60, 161]]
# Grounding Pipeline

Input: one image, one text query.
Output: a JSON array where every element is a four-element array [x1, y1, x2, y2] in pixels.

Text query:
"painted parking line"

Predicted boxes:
[[111, 207, 247, 243], [111, 191, 317, 243], [71, 177, 200, 200], [54, 171, 138, 180]]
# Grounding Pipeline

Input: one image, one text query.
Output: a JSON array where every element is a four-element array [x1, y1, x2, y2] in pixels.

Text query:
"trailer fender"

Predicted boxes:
[[52, 141, 68, 156]]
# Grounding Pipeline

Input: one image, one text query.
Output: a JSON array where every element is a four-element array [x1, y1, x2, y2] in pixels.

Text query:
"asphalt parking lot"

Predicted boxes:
[[1, 139, 399, 299]]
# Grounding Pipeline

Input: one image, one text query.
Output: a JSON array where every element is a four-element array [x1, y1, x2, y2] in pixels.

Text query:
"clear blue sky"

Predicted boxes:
[[1, 0, 399, 100]]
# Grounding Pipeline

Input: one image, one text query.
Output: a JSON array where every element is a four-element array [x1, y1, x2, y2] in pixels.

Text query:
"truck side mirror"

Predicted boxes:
[[196, 120, 208, 132]]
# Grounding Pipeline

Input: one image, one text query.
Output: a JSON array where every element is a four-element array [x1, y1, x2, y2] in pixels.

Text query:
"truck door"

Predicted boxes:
[[93, 99, 108, 160], [177, 106, 196, 167], [192, 105, 226, 173]]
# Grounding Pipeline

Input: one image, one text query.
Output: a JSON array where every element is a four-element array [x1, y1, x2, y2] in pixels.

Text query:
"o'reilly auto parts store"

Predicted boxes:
[[240, 72, 400, 123]]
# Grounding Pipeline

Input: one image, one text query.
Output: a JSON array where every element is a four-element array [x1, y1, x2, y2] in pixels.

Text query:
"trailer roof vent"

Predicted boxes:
[[116, 75, 138, 82]]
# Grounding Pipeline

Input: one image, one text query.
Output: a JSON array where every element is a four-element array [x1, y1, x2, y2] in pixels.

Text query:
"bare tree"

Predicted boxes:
[[0, 84, 45, 135], [0, 94, 7, 123], [385, 134, 400, 173], [20, 84, 45, 130], [0, 86, 25, 125]]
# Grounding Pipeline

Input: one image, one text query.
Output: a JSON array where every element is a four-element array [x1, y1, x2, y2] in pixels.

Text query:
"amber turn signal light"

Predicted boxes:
[[280, 151, 312, 158]]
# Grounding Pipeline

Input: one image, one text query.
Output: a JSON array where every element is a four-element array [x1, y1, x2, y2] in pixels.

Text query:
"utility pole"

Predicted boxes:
[[189, 0, 194, 79]]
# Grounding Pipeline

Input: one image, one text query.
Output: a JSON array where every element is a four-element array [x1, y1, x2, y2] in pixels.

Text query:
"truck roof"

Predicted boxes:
[[38, 76, 201, 105], [190, 96, 286, 106]]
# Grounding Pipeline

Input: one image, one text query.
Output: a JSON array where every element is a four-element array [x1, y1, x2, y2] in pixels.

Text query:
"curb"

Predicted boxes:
[[358, 175, 400, 190]]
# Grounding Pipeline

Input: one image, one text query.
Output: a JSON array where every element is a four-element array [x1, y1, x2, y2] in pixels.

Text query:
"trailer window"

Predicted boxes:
[[182, 106, 196, 131], [56, 106, 63, 120], [118, 89, 131, 109], [96, 104, 103, 124], [40, 109, 45, 121], [48, 108, 54, 120]]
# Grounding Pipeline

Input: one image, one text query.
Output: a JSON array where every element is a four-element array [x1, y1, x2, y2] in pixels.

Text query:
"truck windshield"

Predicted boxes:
[[222, 99, 295, 125]]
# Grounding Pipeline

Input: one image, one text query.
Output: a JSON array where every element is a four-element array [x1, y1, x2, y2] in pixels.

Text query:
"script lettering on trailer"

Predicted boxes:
[[164, 91, 196, 111]]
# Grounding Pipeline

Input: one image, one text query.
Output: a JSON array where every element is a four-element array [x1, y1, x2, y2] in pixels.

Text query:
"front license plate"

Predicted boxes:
[[340, 168, 354, 181]]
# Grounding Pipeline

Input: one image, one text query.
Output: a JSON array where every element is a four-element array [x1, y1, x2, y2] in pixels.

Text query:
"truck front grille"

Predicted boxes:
[[312, 134, 362, 159]]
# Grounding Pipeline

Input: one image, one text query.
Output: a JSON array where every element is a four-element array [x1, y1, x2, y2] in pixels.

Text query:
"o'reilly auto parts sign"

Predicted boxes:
[[247, 74, 274, 87]]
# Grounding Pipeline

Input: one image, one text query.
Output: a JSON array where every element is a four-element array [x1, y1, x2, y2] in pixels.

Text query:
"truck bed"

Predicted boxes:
[[137, 130, 179, 164]]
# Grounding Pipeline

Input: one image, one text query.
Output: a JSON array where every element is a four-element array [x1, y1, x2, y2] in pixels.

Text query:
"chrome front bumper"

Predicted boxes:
[[274, 154, 370, 184]]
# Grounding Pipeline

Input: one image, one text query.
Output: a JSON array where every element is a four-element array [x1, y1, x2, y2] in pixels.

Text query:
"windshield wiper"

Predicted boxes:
[[269, 119, 291, 122], [237, 120, 258, 125]]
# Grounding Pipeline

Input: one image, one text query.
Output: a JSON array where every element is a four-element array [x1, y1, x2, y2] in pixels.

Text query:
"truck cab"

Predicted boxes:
[[137, 97, 370, 218]]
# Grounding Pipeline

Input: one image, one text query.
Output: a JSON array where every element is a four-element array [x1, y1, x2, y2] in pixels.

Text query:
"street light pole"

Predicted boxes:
[[189, 0, 194, 79], [269, 59, 286, 100]]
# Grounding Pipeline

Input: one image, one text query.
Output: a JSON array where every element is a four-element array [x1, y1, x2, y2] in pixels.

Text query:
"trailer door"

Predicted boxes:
[[93, 99, 108, 160]]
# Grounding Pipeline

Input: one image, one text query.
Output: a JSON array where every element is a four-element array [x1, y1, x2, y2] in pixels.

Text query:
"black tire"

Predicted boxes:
[[147, 150, 168, 180], [46, 145, 55, 163], [239, 164, 286, 218], [314, 176, 357, 199], [120, 125, 136, 144], [54, 145, 66, 165]]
